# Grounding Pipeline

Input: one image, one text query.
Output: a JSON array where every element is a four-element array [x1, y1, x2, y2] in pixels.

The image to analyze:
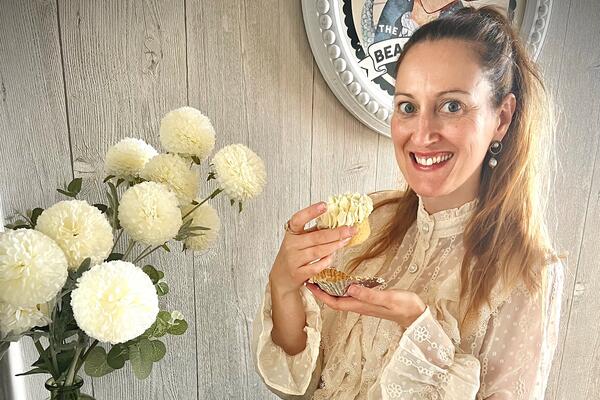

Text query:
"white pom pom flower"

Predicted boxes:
[[105, 137, 158, 179], [140, 153, 199, 206], [159, 106, 216, 161], [36, 200, 114, 270], [71, 260, 159, 344], [0, 302, 51, 338], [211, 144, 267, 202], [118, 181, 182, 246], [180, 201, 221, 252], [0, 229, 68, 307]]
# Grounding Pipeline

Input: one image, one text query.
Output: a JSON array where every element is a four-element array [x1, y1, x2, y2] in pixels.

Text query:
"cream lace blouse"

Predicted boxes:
[[251, 190, 565, 399]]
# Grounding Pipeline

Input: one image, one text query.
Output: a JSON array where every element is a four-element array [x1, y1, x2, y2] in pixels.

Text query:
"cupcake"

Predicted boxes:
[[309, 268, 385, 297], [316, 192, 374, 247]]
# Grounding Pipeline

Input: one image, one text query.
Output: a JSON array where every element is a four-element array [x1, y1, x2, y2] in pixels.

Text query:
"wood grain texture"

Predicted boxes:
[[538, 1, 600, 398], [55, 0, 196, 398], [0, 0, 84, 398], [0, 0, 599, 399]]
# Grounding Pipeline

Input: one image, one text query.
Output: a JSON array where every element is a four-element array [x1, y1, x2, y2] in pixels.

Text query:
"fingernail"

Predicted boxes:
[[341, 237, 352, 244]]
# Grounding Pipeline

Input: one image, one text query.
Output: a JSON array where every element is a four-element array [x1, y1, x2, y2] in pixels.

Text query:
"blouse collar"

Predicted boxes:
[[416, 193, 479, 238]]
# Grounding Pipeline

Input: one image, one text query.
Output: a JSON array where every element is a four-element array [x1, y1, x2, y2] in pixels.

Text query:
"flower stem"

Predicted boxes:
[[74, 339, 99, 375], [64, 342, 83, 386], [182, 188, 223, 220], [133, 244, 162, 263], [110, 229, 124, 254], [132, 245, 152, 264], [122, 239, 136, 260]]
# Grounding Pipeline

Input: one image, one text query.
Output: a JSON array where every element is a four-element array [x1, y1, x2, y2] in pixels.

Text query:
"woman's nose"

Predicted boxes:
[[411, 112, 440, 146]]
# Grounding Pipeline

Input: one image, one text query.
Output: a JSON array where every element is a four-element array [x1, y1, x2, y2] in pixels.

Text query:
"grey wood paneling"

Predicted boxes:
[[0, 0, 598, 399]]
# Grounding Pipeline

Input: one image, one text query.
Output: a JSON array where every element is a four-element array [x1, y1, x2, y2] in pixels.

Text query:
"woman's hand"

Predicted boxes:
[[268, 201, 358, 298], [305, 282, 427, 328]]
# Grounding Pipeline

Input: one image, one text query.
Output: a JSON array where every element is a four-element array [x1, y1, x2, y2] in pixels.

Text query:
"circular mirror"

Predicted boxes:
[[302, 0, 552, 136]]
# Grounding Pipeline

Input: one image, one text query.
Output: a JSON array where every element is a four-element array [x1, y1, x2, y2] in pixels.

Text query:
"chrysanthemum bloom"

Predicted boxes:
[[0, 229, 68, 307], [180, 201, 221, 252], [140, 153, 199, 206], [105, 137, 158, 179], [0, 302, 51, 338], [71, 260, 159, 344], [118, 181, 182, 246], [36, 200, 114, 270], [211, 144, 267, 203], [159, 106, 216, 161]]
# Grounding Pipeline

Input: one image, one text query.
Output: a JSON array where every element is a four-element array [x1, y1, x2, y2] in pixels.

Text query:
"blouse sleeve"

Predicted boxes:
[[476, 260, 565, 399], [379, 305, 482, 399], [379, 260, 565, 400], [250, 280, 324, 398]]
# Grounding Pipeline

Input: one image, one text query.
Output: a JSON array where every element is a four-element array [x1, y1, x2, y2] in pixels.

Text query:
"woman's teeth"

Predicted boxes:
[[414, 153, 453, 166]]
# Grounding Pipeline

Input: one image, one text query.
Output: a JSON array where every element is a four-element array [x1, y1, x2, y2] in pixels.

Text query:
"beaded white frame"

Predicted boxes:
[[301, 0, 553, 137]]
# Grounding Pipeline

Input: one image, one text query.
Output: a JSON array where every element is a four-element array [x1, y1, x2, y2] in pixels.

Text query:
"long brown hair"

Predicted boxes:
[[344, 6, 567, 328]]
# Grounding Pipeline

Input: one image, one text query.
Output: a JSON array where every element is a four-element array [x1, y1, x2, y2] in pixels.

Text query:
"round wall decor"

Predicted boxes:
[[302, 0, 552, 137]]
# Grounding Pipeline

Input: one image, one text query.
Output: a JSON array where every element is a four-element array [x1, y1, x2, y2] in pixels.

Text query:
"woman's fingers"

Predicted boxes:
[[295, 236, 352, 267], [295, 253, 335, 282], [291, 225, 357, 250], [286, 201, 327, 235]]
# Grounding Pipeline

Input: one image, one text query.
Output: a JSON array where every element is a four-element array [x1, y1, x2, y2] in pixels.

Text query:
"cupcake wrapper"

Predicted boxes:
[[309, 268, 386, 297]]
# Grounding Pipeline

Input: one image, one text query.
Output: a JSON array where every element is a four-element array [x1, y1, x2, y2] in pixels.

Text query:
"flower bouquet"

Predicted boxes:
[[0, 106, 267, 399]]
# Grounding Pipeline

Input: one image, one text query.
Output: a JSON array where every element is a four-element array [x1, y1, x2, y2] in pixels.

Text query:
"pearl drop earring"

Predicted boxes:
[[488, 140, 502, 168]]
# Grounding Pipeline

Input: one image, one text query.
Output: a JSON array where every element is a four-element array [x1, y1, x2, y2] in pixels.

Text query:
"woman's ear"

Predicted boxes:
[[494, 93, 517, 141]]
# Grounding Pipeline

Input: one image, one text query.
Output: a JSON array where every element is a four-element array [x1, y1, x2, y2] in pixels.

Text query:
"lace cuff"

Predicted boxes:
[[380, 306, 481, 399], [250, 281, 322, 395]]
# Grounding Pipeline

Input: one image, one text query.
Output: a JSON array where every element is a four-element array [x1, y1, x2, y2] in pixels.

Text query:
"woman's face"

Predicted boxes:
[[391, 38, 514, 206]]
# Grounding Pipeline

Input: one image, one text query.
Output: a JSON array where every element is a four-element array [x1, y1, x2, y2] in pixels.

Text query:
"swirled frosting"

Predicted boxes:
[[316, 192, 374, 229]]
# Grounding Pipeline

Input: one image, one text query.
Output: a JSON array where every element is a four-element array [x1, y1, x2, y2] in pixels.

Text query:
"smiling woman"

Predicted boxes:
[[252, 6, 567, 400]]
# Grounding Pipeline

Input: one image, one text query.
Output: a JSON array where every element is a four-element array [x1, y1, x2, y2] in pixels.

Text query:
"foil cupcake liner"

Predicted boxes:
[[309, 268, 386, 297]]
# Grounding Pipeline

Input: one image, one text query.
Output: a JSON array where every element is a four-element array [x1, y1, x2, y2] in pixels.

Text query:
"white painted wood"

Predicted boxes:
[[0, 0, 598, 398]]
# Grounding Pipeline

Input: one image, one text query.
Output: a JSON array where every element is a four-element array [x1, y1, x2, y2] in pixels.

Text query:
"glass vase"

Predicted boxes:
[[44, 375, 95, 400]]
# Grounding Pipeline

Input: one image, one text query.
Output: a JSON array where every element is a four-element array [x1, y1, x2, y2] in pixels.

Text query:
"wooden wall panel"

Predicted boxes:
[[0, 0, 599, 399]]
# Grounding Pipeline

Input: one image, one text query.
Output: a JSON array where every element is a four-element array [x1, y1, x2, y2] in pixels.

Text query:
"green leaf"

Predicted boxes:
[[167, 319, 188, 335], [93, 203, 108, 213], [57, 188, 76, 198], [128, 338, 154, 379], [103, 175, 116, 183], [238, 201, 243, 213], [78, 257, 91, 272], [67, 178, 83, 194], [84, 347, 115, 377], [191, 200, 199, 205], [191, 155, 201, 165], [106, 343, 129, 369], [156, 270, 164, 280], [161, 243, 170, 252], [15, 367, 51, 377], [207, 172, 216, 181], [116, 178, 125, 187], [30, 208, 44, 227], [155, 282, 169, 296], [149, 340, 166, 362], [107, 252, 124, 261], [142, 265, 160, 284], [143, 311, 171, 338]]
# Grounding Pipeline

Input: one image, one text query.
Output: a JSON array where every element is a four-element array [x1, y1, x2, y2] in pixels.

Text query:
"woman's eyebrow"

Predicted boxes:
[[394, 89, 472, 98]]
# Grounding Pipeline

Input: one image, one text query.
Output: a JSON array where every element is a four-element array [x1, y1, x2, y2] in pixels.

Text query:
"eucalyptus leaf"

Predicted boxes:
[[238, 201, 243, 213], [84, 347, 115, 377], [67, 178, 83, 194], [128, 338, 154, 379], [142, 265, 160, 284], [149, 340, 166, 362], [93, 203, 108, 213], [107, 252, 124, 261], [57, 188, 76, 198], [161, 244, 170, 252], [106, 343, 128, 369], [155, 282, 169, 296], [191, 155, 201, 164], [103, 174, 116, 183], [167, 319, 188, 336]]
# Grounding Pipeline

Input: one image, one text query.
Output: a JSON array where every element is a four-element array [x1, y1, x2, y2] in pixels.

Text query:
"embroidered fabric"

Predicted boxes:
[[250, 190, 565, 400]]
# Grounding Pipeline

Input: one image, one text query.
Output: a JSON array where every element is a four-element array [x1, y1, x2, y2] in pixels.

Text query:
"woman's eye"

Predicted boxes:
[[442, 101, 462, 113], [397, 102, 415, 114]]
